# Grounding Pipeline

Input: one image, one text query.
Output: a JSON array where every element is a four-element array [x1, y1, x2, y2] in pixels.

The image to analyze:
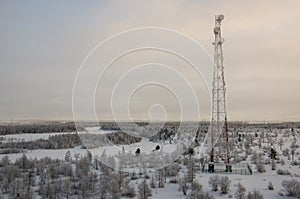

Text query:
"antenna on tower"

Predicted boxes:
[[209, 14, 230, 164]]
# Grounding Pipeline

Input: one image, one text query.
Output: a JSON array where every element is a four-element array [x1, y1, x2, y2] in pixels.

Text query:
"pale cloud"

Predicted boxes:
[[0, 0, 299, 121]]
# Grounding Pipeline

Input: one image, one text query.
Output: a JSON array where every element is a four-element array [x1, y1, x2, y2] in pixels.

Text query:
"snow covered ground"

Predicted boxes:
[[0, 125, 299, 198], [0, 132, 72, 142], [0, 147, 88, 162], [0, 126, 118, 143]]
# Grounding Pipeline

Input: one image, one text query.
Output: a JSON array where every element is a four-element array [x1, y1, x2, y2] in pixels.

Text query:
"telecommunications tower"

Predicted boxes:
[[209, 14, 230, 163]]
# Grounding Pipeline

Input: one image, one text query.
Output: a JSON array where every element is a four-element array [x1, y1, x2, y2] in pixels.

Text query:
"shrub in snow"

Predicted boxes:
[[256, 161, 266, 173], [179, 175, 189, 195], [187, 158, 196, 182], [234, 154, 242, 162], [130, 171, 138, 180], [276, 169, 290, 175], [278, 190, 284, 196], [268, 181, 274, 190], [157, 169, 165, 188], [219, 176, 231, 194], [264, 158, 271, 165], [137, 179, 152, 199], [271, 160, 276, 170], [251, 151, 258, 164], [122, 178, 136, 198], [281, 179, 300, 197], [188, 191, 215, 199], [235, 182, 246, 199], [188, 180, 203, 199], [150, 175, 156, 188], [278, 138, 284, 150], [246, 189, 263, 199], [291, 160, 299, 166], [283, 148, 289, 156], [64, 150, 72, 162], [208, 175, 219, 192]]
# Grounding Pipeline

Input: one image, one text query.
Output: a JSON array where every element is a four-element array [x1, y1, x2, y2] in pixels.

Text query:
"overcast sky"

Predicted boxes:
[[1, 0, 299, 122]]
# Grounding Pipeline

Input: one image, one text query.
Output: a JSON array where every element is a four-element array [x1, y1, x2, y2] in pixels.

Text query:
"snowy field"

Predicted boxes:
[[0, 125, 299, 198], [0, 147, 87, 162], [0, 126, 117, 143]]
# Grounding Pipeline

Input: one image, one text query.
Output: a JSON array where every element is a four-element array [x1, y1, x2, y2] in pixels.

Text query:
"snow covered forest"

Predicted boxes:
[[0, 121, 300, 199]]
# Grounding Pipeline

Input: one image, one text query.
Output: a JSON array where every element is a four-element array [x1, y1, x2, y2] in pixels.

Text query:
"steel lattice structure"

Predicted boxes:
[[209, 14, 230, 163]]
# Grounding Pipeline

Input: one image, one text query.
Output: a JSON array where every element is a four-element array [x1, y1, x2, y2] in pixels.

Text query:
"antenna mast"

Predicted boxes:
[[210, 14, 229, 163]]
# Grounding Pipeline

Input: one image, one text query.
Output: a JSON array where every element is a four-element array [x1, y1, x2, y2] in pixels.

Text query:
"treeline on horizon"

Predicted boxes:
[[0, 122, 82, 135], [0, 120, 299, 136], [0, 132, 142, 154], [100, 121, 300, 130]]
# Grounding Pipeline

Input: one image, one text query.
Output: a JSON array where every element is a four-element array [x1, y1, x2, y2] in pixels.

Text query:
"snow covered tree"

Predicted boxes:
[[74, 153, 80, 162], [1, 156, 10, 167], [99, 171, 111, 199], [63, 177, 72, 199], [235, 182, 246, 199], [107, 156, 116, 170], [267, 181, 274, 190], [219, 176, 231, 194], [278, 138, 284, 150], [251, 151, 258, 164], [187, 158, 196, 182], [157, 169, 165, 188], [48, 162, 58, 181], [137, 179, 152, 199], [179, 175, 189, 195], [188, 180, 203, 199], [167, 162, 179, 183], [110, 172, 124, 199], [281, 179, 300, 197], [246, 189, 263, 199], [77, 156, 90, 177], [187, 147, 195, 159], [65, 150, 72, 162], [271, 159, 276, 170], [208, 175, 219, 192], [61, 162, 73, 177], [130, 171, 138, 180], [150, 174, 157, 188], [122, 178, 136, 198], [256, 161, 266, 173], [195, 191, 215, 199]]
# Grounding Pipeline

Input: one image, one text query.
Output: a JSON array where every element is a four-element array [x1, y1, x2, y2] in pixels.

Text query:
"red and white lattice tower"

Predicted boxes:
[[209, 14, 230, 163]]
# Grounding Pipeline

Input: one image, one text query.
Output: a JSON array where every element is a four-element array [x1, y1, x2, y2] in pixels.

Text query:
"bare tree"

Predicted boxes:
[[188, 180, 203, 199], [219, 176, 231, 194], [247, 190, 263, 199], [187, 158, 196, 182], [278, 138, 284, 150], [281, 179, 300, 197], [235, 182, 246, 199], [267, 181, 274, 190], [256, 161, 266, 173], [208, 175, 219, 192], [158, 169, 165, 188], [65, 150, 72, 162], [122, 178, 136, 198], [137, 179, 152, 199], [179, 175, 189, 195], [150, 174, 157, 188]]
